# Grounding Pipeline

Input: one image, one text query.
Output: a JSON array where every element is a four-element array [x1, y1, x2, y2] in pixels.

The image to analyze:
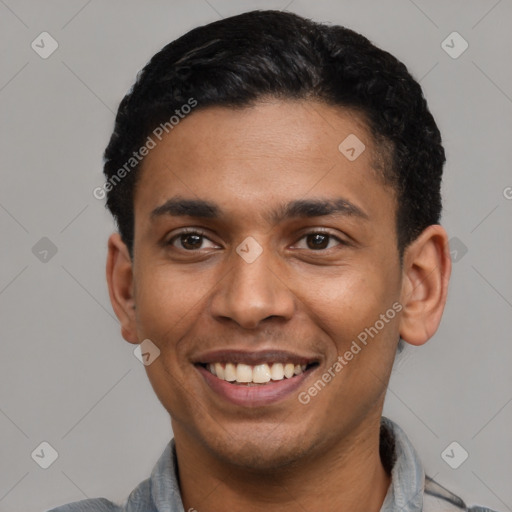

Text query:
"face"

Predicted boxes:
[[126, 99, 406, 469]]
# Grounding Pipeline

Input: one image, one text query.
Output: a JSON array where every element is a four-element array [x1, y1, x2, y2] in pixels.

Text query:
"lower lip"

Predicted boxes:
[[196, 365, 316, 407]]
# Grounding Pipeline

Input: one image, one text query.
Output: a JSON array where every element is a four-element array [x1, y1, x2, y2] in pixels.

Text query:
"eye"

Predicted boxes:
[[166, 229, 346, 252], [167, 230, 219, 251], [294, 231, 344, 251]]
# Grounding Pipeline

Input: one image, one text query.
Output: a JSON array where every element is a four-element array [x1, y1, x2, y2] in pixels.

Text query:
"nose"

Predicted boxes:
[[209, 244, 295, 330]]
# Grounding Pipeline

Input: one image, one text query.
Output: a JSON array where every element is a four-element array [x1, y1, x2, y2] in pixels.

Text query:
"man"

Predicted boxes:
[[51, 9, 499, 512]]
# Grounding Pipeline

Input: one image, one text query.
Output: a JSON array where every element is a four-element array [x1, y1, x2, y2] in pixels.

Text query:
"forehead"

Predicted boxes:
[[144, 99, 378, 167], [134, 99, 395, 224]]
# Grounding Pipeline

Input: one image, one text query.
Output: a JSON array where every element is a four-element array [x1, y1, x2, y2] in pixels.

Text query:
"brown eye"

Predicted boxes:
[[295, 231, 343, 251], [178, 233, 203, 250], [167, 230, 218, 251], [306, 233, 330, 250]]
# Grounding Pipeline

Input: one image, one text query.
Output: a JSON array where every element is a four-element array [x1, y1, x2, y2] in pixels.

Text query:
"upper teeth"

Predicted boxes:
[[206, 362, 307, 384]]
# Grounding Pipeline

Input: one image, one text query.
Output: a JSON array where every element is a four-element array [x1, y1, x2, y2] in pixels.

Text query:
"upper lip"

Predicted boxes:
[[193, 349, 320, 366]]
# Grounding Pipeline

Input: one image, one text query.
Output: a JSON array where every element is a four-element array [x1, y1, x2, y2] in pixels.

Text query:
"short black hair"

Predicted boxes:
[[103, 9, 445, 257]]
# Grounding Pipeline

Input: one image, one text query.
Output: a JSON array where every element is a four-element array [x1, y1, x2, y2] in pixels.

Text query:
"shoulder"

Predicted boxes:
[[46, 477, 153, 512], [46, 497, 123, 512], [424, 476, 501, 512]]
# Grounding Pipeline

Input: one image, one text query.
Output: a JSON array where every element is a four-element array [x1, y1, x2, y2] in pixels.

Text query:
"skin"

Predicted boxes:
[[106, 99, 451, 512]]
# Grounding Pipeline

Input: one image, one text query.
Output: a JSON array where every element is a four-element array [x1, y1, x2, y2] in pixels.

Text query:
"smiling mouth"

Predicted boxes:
[[197, 362, 319, 385]]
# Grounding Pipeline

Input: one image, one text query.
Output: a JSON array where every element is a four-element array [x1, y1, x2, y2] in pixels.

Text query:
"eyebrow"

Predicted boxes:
[[150, 196, 369, 224]]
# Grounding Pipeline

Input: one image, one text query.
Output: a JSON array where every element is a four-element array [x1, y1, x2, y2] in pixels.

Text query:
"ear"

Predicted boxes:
[[399, 225, 452, 346], [106, 233, 139, 344]]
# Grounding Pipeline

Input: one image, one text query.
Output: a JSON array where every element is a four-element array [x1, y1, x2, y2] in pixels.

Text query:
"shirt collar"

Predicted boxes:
[[379, 416, 425, 512], [149, 438, 183, 512], [149, 416, 425, 512]]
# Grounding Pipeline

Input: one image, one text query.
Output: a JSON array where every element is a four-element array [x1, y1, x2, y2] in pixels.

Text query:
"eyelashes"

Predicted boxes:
[[166, 228, 347, 252]]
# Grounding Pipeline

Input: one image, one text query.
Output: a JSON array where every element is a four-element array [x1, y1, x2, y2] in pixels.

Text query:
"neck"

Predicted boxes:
[[174, 414, 392, 512]]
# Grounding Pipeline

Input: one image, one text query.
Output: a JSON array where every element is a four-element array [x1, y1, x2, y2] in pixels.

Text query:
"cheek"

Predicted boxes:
[[131, 266, 211, 418], [133, 265, 210, 345], [300, 267, 391, 340], [300, 266, 402, 389]]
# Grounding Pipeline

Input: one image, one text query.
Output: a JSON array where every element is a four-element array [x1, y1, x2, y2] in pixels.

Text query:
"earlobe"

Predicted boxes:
[[106, 233, 139, 344], [398, 225, 452, 346]]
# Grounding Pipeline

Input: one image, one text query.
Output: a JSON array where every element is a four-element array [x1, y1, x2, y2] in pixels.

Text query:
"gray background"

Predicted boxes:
[[1, 0, 511, 511]]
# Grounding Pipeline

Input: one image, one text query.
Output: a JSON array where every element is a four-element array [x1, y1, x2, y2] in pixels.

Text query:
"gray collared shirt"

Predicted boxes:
[[47, 417, 499, 512]]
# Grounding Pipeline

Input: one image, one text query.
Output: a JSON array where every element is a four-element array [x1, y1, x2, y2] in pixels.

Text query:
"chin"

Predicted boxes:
[[205, 428, 313, 472]]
